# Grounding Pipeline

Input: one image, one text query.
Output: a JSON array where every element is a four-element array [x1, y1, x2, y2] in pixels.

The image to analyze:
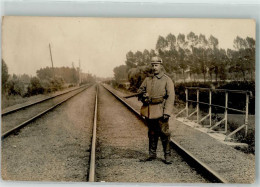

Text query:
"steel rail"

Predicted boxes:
[[187, 99, 246, 113], [88, 85, 98, 182], [1, 86, 91, 140], [2, 85, 88, 116], [102, 85, 144, 120], [101, 84, 228, 184], [186, 87, 252, 95]]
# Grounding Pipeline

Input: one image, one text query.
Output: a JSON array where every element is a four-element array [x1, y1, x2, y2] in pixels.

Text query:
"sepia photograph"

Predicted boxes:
[[1, 16, 256, 183]]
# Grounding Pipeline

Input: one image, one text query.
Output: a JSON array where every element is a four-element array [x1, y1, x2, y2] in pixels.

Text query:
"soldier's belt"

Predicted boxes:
[[150, 97, 164, 104]]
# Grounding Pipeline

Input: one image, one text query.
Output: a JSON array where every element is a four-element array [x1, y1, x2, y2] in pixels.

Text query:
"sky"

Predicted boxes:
[[2, 17, 255, 78]]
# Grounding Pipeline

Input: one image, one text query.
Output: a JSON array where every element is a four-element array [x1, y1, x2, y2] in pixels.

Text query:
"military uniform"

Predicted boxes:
[[138, 70, 175, 163]]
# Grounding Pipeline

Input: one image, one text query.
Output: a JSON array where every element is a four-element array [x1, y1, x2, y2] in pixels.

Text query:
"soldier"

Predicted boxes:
[[138, 56, 175, 164]]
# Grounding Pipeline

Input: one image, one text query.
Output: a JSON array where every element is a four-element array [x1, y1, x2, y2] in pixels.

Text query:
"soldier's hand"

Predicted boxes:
[[163, 114, 170, 120], [143, 92, 149, 98], [139, 92, 148, 105]]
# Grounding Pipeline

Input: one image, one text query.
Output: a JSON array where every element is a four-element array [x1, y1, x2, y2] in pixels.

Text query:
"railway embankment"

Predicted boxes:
[[105, 84, 255, 183]]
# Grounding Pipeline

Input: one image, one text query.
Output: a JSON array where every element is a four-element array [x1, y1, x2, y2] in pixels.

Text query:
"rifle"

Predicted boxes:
[[124, 91, 146, 99]]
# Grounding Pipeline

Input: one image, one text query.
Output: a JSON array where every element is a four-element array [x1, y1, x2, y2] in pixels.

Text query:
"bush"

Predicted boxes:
[[50, 77, 65, 91], [175, 81, 212, 107], [6, 79, 26, 96], [128, 66, 153, 92], [41, 77, 65, 93], [26, 77, 44, 96], [175, 81, 255, 115], [218, 81, 255, 114]]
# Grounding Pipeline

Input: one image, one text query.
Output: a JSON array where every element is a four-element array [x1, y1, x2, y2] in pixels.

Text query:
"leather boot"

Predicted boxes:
[[149, 135, 158, 158], [162, 139, 172, 164], [164, 154, 172, 164], [142, 155, 157, 162]]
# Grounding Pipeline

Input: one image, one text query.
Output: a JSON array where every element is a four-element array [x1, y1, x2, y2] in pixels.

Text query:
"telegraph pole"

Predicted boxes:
[[49, 43, 55, 78]]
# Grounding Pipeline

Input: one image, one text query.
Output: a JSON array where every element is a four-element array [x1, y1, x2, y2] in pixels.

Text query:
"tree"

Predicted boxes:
[[6, 75, 26, 96], [51, 77, 65, 91], [187, 32, 198, 48], [20, 74, 31, 84], [246, 37, 255, 48], [227, 48, 238, 80], [245, 37, 255, 80], [188, 51, 200, 81], [178, 48, 188, 81], [193, 47, 207, 82], [205, 48, 214, 82], [127, 66, 152, 91], [156, 35, 168, 52], [36, 67, 53, 80], [162, 49, 179, 74], [228, 49, 248, 81], [27, 77, 44, 96], [81, 72, 96, 84], [149, 49, 156, 58], [125, 51, 136, 69], [37, 66, 79, 84], [113, 65, 128, 82], [71, 62, 79, 84], [228, 36, 256, 81], [142, 49, 151, 65], [183, 48, 194, 81], [208, 35, 219, 49], [218, 49, 228, 81], [198, 34, 208, 49], [177, 34, 187, 49], [166, 33, 176, 50], [135, 51, 144, 66], [2, 59, 9, 93], [233, 36, 247, 49]]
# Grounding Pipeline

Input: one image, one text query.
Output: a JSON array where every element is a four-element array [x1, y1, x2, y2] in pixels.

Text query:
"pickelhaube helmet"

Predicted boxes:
[[150, 56, 163, 64]]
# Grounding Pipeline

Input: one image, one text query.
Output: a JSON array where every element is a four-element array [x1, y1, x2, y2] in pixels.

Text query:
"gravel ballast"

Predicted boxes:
[[105, 84, 255, 183], [1, 85, 96, 181]]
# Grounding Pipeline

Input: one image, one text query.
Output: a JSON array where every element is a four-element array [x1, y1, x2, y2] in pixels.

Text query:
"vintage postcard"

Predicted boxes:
[[1, 16, 255, 183]]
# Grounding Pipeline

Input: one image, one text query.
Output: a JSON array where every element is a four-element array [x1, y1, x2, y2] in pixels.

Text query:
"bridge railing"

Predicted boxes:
[[175, 87, 252, 141]]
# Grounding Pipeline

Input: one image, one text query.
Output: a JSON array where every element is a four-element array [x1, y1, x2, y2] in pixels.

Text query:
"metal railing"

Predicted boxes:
[[176, 87, 252, 141]]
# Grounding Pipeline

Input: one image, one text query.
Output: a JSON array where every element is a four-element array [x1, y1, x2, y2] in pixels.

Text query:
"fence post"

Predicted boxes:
[[197, 89, 200, 124], [209, 90, 212, 127], [245, 92, 249, 137], [225, 92, 228, 133], [186, 88, 188, 118]]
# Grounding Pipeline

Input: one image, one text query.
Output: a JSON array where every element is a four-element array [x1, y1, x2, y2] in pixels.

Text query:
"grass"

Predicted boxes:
[[1, 86, 76, 110], [1, 94, 46, 109], [200, 112, 255, 154], [175, 104, 255, 154]]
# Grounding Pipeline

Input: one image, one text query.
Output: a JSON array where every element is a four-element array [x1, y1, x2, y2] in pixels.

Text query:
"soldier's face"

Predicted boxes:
[[152, 63, 162, 75]]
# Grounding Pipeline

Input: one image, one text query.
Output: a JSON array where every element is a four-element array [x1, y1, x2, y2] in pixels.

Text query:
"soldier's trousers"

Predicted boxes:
[[146, 117, 171, 158]]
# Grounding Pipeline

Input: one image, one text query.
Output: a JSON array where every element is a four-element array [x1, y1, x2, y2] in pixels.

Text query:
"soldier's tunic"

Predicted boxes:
[[138, 71, 175, 158]]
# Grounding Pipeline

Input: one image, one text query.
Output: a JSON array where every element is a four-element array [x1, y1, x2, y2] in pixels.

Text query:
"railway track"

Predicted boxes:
[[2, 85, 96, 181], [1, 85, 92, 139], [85, 84, 228, 183], [2, 83, 228, 183]]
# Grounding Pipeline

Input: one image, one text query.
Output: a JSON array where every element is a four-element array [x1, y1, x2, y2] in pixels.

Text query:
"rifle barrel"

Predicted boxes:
[[124, 92, 142, 99]]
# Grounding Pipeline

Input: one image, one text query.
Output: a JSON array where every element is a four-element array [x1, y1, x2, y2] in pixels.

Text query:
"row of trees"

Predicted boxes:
[[2, 59, 95, 97], [150, 33, 253, 82], [114, 32, 255, 90]]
